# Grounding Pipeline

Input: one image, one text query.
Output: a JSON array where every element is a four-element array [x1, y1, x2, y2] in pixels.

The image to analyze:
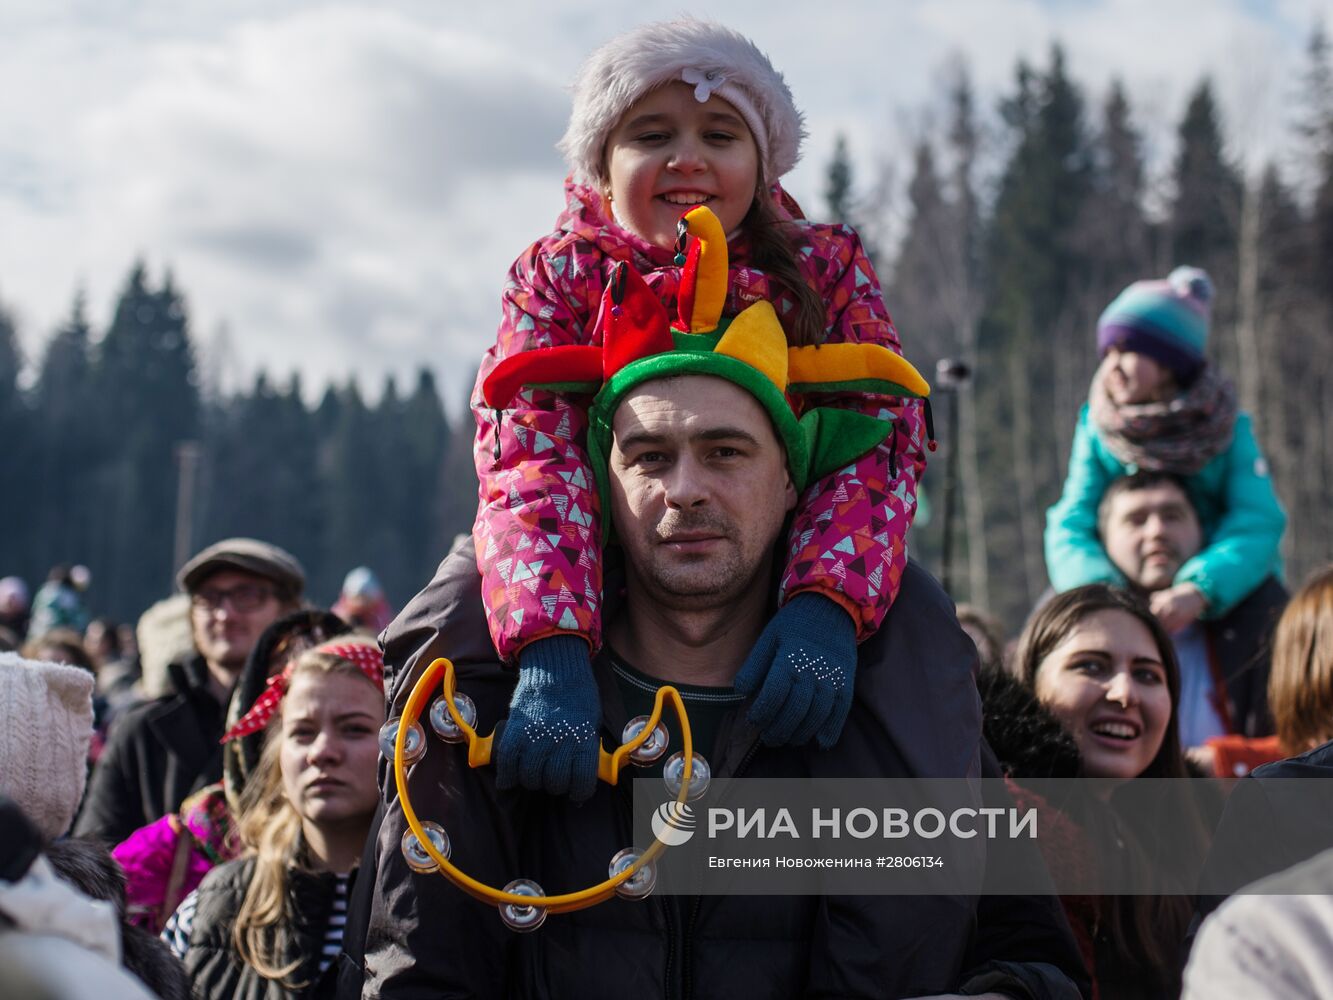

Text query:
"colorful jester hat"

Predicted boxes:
[[482, 206, 932, 535]]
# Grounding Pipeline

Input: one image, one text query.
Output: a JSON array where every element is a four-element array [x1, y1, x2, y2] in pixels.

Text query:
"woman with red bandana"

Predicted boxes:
[[160, 638, 384, 1000]]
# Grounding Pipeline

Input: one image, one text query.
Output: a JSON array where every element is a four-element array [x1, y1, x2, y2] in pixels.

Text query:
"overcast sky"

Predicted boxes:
[[1, 0, 1328, 409]]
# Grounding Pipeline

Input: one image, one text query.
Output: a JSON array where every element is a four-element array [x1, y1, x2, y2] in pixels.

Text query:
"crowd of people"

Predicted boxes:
[[2, 16, 1329, 1000]]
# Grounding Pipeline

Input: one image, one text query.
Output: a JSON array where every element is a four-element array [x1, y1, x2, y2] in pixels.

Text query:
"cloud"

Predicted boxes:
[[0, 5, 571, 398], [0, 0, 1327, 403], [181, 223, 318, 272]]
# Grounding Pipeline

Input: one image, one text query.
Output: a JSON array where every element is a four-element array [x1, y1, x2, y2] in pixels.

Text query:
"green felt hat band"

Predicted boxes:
[[588, 352, 812, 537], [586, 354, 901, 539]]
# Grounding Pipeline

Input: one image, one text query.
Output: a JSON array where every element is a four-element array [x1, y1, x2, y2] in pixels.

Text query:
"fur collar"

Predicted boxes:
[[978, 667, 1082, 780]]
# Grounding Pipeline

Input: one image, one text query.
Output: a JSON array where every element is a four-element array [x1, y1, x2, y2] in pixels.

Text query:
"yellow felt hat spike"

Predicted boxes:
[[787, 342, 931, 399], [674, 206, 728, 334], [713, 300, 789, 390]]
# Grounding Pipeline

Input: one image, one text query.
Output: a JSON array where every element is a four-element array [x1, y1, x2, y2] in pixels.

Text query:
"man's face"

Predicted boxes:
[[607, 376, 797, 609], [189, 568, 288, 678], [1102, 483, 1203, 592]]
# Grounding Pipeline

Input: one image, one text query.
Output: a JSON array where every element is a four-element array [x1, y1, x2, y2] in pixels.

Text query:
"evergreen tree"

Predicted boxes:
[[0, 299, 32, 584], [888, 141, 951, 359], [87, 264, 200, 619], [988, 49, 1093, 340], [31, 294, 99, 573], [824, 134, 855, 225], [1295, 22, 1333, 203], [402, 368, 456, 572], [274, 374, 323, 587], [1168, 81, 1243, 371], [199, 372, 272, 540], [1292, 26, 1333, 584], [1082, 82, 1153, 293], [313, 383, 343, 444], [977, 45, 1094, 623], [1257, 167, 1307, 290], [1253, 165, 1306, 455], [942, 64, 991, 611], [1297, 24, 1333, 296], [441, 368, 484, 557], [1245, 161, 1332, 595], [363, 375, 413, 604], [196, 371, 321, 592], [1169, 80, 1242, 262], [888, 62, 997, 610], [888, 139, 955, 581], [946, 67, 983, 302], [318, 379, 383, 602], [194, 367, 464, 610], [1063, 81, 1154, 443], [0, 300, 18, 407]]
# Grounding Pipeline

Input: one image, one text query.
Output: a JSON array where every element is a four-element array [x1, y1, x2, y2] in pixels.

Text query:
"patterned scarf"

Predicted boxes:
[[1088, 359, 1238, 475], [177, 782, 242, 865]]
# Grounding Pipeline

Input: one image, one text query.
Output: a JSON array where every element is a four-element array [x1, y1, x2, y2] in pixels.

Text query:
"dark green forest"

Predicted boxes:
[[0, 270, 477, 620], [2, 33, 1331, 633], [875, 35, 1333, 629]]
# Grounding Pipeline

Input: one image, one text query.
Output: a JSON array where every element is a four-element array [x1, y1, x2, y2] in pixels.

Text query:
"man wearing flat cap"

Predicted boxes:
[[75, 538, 305, 844]]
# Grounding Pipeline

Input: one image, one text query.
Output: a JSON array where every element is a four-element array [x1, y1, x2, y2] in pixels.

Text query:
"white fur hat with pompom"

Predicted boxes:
[[558, 18, 806, 187], [0, 652, 94, 840]]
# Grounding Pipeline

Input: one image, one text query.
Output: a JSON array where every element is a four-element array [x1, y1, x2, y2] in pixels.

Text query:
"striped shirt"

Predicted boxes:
[[162, 872, 351, 975], [161, 888, 196, 960], [322, 874, 349, 972]]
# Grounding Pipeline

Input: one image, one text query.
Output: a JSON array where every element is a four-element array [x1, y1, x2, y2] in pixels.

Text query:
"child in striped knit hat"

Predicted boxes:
[[1045, 266, 1286, 636]]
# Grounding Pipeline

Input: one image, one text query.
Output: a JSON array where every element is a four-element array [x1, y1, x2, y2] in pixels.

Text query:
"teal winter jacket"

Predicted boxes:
[[1045, 405, 1285, 618]]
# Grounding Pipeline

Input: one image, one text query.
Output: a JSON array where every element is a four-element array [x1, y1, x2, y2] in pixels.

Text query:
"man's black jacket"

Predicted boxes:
[[339, 540, 1087, 999], [1205, 576, 1287, 737], [74, 655, 225, 845], [1195, 737, 1333, 922]]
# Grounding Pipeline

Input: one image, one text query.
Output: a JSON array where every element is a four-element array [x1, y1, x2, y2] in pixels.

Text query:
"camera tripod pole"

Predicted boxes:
[[934, 360, 971, 599]]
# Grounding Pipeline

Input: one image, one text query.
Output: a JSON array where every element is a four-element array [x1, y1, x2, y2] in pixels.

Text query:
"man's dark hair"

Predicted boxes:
[[1096, 470, 1194, 538]]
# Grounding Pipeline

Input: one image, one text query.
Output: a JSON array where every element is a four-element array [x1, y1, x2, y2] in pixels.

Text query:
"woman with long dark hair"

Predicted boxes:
[[986, 584, 1212, 998]]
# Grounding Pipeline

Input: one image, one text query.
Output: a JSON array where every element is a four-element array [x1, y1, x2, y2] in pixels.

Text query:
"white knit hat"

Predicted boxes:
[[558, 18, 807, 186], [0, 652, 94, 840]]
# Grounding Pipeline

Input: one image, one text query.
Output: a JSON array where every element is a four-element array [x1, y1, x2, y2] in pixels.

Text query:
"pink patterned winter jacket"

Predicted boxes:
[[472, 181, 928, 661]]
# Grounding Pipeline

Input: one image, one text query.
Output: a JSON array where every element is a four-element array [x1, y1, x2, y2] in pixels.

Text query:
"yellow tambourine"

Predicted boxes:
[[384, 657, 706, 931]]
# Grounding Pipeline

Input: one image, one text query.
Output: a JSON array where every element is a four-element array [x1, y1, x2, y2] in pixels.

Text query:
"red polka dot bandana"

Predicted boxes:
[[220, 641, 385, 743]]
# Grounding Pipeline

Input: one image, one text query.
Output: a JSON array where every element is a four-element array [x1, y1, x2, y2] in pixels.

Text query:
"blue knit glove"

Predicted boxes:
[[496, 635, 601, 801], [734, 593, 858, 749]]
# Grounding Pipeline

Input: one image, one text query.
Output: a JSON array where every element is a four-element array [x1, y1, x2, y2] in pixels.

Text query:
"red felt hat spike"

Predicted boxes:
[[481, 345, 605, 410], [676, 237, 702, 333], [677, 207, 728, 333], [601, 261, 673, 379]]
